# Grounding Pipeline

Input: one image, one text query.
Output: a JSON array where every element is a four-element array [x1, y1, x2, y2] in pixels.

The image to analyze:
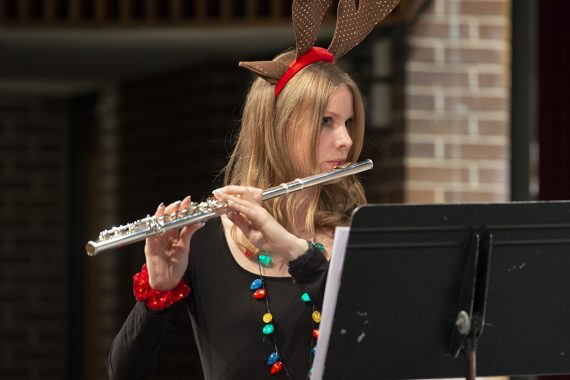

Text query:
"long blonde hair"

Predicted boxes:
[[224, 50, 367, 242]]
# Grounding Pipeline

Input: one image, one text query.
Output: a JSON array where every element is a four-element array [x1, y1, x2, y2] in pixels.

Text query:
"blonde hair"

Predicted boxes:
[[224, 50, 367, 244]]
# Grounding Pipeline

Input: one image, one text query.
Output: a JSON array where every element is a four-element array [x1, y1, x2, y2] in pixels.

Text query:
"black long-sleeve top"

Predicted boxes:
[[108, 218, 329, 380]]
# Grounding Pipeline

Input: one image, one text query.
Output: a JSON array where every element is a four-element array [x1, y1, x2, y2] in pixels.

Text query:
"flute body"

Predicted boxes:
[[85, 159, 373, 256]]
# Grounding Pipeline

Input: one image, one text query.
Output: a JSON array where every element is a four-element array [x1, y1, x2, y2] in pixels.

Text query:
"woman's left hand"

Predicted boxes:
[[213, 186, 307, 261]]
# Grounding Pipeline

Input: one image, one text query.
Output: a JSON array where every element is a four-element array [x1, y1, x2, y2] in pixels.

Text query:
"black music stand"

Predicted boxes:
[[312, 201, 570, 379]]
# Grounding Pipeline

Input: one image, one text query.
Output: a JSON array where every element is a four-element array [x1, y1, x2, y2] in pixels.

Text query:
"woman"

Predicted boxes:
[[108, 1, 399, 378]]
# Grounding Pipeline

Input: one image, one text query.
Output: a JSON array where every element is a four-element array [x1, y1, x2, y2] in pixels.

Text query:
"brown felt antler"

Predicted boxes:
[[292, 0, 335, 58], [329, 0, 400, 60], [239, 0, 400, 87]]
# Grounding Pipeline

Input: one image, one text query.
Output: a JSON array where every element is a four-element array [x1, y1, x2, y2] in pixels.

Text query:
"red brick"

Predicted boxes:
[[479, 24, 508, 40], [408, 165, 469, 182], [479, 72, 507, 87], [408, 45, 436, 62], [479, 167, 508, 183], [444, 94, 508, 112], [479, 120, 508, 136], [408, 142, 436, 158], [408, 116, 471, 135], [443, 190, 507, 203], [407, 94, 436, 111], [405, 189, 438, 203], [444, 142, 508, 160], [408, 69, 470, 87], [445, 46, 507, 64], [456, 1, 508, 17], [412, 20, 470, 39]]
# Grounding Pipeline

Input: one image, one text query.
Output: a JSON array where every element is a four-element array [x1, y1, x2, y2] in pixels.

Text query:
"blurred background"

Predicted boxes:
[[0, 0, 568, 379]]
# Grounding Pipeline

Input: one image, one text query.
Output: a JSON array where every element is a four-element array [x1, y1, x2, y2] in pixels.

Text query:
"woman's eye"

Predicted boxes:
[[346, 118, 353, 129], [322, 117, 333, 128]]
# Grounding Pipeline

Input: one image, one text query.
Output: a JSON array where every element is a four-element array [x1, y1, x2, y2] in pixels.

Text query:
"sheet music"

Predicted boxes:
[[311, 226, 350, 380]]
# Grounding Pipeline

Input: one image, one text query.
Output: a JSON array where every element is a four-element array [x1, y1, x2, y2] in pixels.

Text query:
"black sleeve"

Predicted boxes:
[[107, 301, 182, 380], [288, 246, 329, 309]]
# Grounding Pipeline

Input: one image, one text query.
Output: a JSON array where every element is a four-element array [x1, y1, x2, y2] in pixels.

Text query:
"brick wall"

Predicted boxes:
[[0, 96, 69, 379], [403, 0, 511, 203]]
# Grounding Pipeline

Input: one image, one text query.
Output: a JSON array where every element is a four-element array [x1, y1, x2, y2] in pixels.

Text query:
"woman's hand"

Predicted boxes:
[[213, 186, 307, 261], [144, 196, 205, 291]]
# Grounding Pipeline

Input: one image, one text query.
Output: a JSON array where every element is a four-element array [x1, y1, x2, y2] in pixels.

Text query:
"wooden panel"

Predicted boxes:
[[69, 0, 80, 21], [95, 0, 106, 21], [171, 0, 182, 21], [120, 0, 130, 21], [0, 0, 419, 27], [17, 0, 30, 20], [145, 0, 155, 21], [44, 0, 55, 21]]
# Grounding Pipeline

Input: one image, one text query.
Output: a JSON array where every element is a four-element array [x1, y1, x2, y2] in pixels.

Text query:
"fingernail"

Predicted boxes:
[[159, 202, 165, 208], [212, 189, 224, 200]]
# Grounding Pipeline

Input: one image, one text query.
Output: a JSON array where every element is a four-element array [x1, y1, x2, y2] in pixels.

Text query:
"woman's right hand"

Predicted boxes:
[[144, 196, 205, 291]]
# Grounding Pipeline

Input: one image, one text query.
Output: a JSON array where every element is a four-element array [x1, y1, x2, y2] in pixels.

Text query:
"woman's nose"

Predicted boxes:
[[335, 125, 353, 150]]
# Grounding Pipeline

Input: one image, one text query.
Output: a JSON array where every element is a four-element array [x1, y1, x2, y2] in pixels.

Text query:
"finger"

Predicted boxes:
[[164, 199, 182, 214], [244, 187, 263, 202], [226, 195, 267, 225], [178, 221, 205, 249], [148, 200, 181, 247], [227, 212, 252, 237], [180, 195, 191, 210], [154, 202, 166, 218], [225, 195, 253, 214], [214, 186, 263, 202]]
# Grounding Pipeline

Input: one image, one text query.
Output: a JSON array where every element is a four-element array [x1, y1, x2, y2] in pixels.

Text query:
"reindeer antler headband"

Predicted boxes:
[[239, 0, 400, 97]]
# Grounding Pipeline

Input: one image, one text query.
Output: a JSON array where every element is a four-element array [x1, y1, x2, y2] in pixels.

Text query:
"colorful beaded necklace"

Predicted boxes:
[[247, 243, 324, 378]]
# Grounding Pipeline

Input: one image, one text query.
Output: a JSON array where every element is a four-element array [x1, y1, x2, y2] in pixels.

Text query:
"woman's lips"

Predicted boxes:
[[323, 160, 346, 170]]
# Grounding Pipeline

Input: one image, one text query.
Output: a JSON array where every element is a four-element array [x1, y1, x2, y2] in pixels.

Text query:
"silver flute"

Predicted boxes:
[[85, 159, 373, 256]]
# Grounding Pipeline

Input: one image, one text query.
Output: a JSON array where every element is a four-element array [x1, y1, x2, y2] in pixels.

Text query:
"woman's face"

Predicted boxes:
[[315, 84, 354, 173]]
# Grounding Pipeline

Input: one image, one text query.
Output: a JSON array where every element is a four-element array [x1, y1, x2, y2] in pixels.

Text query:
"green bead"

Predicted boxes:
[[301, 292, 311, 303], [258, 254, 272, 267], [313, 242, 325, 253], [262, 323, 275, 335]]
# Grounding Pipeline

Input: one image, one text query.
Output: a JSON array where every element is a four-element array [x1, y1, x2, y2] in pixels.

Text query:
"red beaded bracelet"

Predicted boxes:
[[132, 264, 190, 312]]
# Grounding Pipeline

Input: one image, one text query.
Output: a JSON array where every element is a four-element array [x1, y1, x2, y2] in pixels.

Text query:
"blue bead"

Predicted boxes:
[[250, 278, 263, 290], [301, 292, 311, 302], [267, 352, 280, 365], [311, 346, 317, 355]]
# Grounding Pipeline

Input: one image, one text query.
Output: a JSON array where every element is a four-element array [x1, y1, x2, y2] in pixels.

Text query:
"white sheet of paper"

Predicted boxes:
[[311, 226, 350, 379]]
